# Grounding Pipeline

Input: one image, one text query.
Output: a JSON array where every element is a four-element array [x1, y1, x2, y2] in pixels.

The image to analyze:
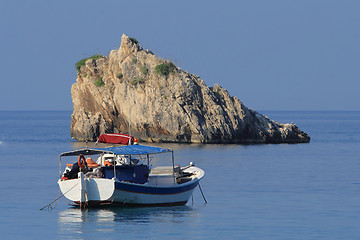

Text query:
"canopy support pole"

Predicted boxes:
[[172, 151, 176, 184], [113, 161, 116, 179], [59, 156, 62, 179]]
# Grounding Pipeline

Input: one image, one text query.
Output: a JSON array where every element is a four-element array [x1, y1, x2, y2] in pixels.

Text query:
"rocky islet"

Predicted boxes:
[[70, 34, 310, 144]]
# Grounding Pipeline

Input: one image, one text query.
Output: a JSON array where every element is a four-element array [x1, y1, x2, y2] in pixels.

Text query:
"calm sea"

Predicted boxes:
[[0, 111, 359, 239]]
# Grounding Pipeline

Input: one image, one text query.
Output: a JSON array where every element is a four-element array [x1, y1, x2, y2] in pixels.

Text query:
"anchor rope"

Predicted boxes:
[[198, 182, 208, 204], [40, 182, 79, 211]]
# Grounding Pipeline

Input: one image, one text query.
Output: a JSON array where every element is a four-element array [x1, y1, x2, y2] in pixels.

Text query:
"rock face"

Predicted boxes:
[[70, 34, 310, 143]]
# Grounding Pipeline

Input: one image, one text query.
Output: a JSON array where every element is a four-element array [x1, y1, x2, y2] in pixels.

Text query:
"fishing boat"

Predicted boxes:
[[57, 145, 205, 207]]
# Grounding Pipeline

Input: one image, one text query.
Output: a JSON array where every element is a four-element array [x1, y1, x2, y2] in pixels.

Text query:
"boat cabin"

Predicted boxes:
[[59, 145, 192, 187]]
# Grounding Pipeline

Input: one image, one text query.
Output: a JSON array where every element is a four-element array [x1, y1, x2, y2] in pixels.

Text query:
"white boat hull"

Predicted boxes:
[[58, 177, 115, 203], [58, 166, 204, 206]]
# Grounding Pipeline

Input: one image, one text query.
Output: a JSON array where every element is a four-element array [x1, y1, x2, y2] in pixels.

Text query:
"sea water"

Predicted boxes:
[[0, 111, 359, 239]]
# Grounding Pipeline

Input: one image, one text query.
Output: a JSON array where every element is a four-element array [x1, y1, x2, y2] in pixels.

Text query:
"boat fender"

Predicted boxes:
[[78, 155, 86, 169]]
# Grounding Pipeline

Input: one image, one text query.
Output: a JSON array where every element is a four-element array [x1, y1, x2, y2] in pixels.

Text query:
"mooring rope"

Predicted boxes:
[[198, 182, 208, 204], [40, 182, 79, 211], [53, 188, 61, 209]]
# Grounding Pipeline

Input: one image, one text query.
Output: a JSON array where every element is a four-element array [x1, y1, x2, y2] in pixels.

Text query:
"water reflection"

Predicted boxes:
[[59, 208, 115, 223], [58, 205, 198, 237], [59, 205, 194, 223]]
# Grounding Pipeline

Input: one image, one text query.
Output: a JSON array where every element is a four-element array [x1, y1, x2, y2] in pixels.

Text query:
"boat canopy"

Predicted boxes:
[[59, 149, 111, 157], [59, 145, 171, 157], [96, 145, 171, 155]]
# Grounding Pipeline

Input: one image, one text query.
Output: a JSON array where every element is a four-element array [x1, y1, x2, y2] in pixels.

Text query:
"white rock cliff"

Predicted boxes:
[[70, 34, 310, 143]]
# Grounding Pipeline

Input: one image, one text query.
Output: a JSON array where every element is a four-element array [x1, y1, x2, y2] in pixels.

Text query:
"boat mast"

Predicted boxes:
[[128, 81, 131, 146]]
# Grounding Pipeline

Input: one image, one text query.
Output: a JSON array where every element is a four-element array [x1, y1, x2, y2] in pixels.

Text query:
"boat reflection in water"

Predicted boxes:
[[57, 206, 199, 237]]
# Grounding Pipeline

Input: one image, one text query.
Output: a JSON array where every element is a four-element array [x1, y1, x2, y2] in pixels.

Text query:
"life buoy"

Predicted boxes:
[[78, 155, 86, 169]]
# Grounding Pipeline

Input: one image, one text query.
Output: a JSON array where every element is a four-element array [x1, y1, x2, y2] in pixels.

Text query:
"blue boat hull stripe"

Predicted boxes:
[[114, 181, 199, 195]]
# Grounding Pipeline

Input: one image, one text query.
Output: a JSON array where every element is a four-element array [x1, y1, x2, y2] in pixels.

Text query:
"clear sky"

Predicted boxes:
[[1, 0, 359, 111]]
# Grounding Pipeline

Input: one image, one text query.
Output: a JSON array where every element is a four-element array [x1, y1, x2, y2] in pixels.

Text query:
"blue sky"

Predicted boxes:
[[1, 0, 359, 111]]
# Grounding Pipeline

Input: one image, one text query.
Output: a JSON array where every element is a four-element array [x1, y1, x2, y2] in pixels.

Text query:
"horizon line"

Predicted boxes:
[[1, 109, 360, 112]]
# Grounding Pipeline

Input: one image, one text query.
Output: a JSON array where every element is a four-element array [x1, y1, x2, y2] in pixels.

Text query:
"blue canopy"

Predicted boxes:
[[96, 144, 171, 155], [59, 145, 171, 157]]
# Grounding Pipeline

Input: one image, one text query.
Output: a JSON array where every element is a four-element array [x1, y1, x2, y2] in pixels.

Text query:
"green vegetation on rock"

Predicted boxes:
[[155, 62, 176, 77], [118, 73, 124, 83], [214, 88, 221, 96], [141, 66, 148, 75], [130, 37, 138, 44], [94, 77, 105, 86], [130, 77, 144, 85], [117, 73, 123, 79], [75, 55, 104, 73]]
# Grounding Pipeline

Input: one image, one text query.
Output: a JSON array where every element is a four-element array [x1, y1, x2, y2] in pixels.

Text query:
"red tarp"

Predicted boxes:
[[98, 133, 134, 145]]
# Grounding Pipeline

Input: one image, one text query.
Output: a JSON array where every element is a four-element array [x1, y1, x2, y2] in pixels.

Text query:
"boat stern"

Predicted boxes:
[[58, 175, 115, 204]]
